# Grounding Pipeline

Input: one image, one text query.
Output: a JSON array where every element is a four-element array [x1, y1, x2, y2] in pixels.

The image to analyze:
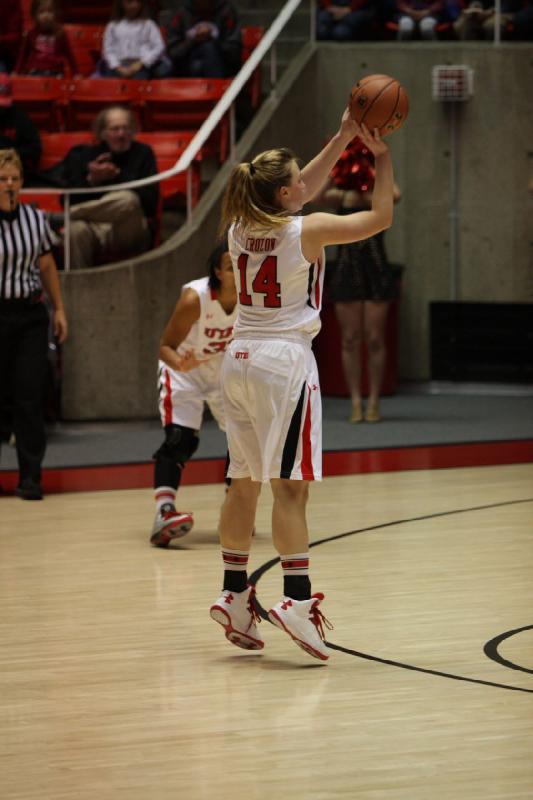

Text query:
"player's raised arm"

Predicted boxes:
[[302, 125, 394, 259], [300, 107, 359, 204]]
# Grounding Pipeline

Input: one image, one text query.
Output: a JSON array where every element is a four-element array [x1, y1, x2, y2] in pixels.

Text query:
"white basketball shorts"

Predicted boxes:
[[157, 357, 226, 431], [221, 338, 322, 483]]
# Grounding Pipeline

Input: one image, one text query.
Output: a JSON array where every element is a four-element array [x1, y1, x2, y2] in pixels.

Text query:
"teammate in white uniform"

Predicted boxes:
[[209, 110, 395, 660], [150, 240, 237, 547]]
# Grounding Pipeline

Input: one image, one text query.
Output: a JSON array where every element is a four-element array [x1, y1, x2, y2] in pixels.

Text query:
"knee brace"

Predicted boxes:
[[153, 424, 199, 467]]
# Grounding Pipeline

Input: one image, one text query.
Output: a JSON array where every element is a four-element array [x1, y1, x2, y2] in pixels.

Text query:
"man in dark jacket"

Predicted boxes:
[[0, 74, 42, 180], [167, 0, 241, 78], [57, 105, 159, 269]]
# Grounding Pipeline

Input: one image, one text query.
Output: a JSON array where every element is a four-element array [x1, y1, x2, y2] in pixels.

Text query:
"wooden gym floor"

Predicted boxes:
[[1, 462, 532, 799]]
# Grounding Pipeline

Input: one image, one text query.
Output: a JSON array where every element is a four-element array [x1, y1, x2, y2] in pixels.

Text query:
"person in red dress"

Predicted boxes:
[[14, 0, 77, 77]]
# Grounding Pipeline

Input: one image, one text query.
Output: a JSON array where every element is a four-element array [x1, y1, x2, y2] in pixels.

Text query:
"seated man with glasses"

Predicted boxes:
[[51, 105, 159, 269]]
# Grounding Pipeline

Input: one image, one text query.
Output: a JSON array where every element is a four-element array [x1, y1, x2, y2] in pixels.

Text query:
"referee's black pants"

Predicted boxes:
[[0, 299, 49, 487]]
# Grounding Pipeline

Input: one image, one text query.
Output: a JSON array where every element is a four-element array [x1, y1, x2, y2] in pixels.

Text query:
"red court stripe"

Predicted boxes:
[[1, 440, 531, 495], [0, 459, 226, 495], [323, 440, 533, 475]]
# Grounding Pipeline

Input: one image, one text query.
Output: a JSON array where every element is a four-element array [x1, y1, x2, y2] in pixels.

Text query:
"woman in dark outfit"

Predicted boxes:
[[323, 137, 401, 423], [0, 149, 68, 499]]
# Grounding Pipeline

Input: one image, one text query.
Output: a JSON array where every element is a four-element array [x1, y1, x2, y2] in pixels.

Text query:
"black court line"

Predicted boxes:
[[249, 497, 533, 695], [484, 625, 533, 675]]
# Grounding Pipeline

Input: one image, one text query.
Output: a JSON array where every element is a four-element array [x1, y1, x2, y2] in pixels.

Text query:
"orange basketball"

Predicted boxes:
[[349, 74, 409, 136]]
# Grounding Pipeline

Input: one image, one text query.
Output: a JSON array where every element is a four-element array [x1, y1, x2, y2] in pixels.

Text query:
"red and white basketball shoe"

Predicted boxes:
[[268, 593, 333, 661], [210, 586, 264, 650], [150, 507, 194, 547]]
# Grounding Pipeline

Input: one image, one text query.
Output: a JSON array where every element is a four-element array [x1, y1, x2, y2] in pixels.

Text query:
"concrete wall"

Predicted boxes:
[[314, 42, 533, 380], [61, 228, 222, 419], [60, 42, 533, 419], [60, 46, 320, 419]]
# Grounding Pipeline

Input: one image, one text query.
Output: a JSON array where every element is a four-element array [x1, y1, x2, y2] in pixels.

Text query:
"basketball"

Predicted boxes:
[[349, 74, 409, 136]]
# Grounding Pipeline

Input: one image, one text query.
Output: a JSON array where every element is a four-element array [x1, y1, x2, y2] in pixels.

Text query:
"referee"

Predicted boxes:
[[0, 148, 68, 500]]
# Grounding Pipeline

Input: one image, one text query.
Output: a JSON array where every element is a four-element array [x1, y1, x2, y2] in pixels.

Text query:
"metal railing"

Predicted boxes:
[[21, 0, 313, 271], [21, 0, 508, 272]]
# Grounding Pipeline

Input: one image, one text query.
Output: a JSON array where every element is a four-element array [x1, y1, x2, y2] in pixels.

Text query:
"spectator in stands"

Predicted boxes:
[[512, 0, 533, 39], [0, 74, 42, 181], [392, 0, 445, 39], [453, 0, 523, 38], [98, 0, 172, 79], [316, 0, 376, 41], [453, 0, 489, 37], [14, 0, 77, 77], [0, 3, 22, 73], [167, 0, 241, 78], [52, 105, 159, 269]]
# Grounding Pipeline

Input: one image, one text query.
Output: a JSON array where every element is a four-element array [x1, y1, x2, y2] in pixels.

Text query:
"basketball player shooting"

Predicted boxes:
[[209, 94, 399, 661]]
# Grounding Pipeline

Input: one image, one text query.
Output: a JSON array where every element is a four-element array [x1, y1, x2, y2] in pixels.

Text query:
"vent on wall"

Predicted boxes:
[[432, 65, 474, 102]]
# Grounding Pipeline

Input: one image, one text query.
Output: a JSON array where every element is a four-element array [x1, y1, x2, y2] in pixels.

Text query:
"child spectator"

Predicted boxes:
[[393, 0, 445, 39], [14, 0, 77, 77], [99, 0, 172, 79]]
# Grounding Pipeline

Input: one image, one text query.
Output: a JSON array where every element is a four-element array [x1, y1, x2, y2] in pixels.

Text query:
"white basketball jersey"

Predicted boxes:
[[177, 277, 237, 361], [228, 216, 325, 340]]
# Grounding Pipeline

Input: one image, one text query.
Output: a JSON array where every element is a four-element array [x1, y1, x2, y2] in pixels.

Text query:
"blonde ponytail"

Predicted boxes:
[[218, 148, 297, 237]]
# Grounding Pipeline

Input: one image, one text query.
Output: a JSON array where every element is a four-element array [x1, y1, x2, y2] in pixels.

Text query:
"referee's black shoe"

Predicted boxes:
[[16, 480, 43, 501]]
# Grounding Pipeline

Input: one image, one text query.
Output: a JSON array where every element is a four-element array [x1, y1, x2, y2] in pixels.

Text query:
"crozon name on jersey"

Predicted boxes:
[[245, 237, 276, 253]]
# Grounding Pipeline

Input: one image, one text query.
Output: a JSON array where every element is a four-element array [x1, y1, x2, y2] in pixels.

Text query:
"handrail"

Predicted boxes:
[[20, 0, 505, 211], [21, 0, 309, 270], [22, 0, 306, 199]]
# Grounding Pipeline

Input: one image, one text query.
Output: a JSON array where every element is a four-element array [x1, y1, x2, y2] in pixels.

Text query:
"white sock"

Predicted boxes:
[[155, 486, 176, 512]]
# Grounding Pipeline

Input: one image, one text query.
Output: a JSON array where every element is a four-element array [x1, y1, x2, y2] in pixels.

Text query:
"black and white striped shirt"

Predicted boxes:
[[0, 204, 54, 300]]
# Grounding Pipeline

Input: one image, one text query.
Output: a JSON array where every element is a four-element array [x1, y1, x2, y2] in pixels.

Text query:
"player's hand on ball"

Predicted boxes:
[[339, 106, 360, 142], [356, 123, 389, 158]]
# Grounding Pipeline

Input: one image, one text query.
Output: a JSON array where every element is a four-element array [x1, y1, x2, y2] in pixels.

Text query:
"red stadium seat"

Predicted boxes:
[[59, 1, 112, 25], [241, 26, 264, 109], [23, 131, 95, 213], [39, 131, 95, 170], [21, 191, 63, 213], [10, 75, 66, 131], [64, 78, 138, 130], [63, 24, 104, 77], [21, 0, 33, 31], [59, 1, 159, 24], [136, 130, 202, 245], [136, 78, 231, 162], [136, 131, 202, 209]]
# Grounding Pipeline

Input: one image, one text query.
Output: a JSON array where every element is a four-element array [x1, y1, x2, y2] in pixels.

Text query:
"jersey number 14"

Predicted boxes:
[[237, 254, 281, 308]]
